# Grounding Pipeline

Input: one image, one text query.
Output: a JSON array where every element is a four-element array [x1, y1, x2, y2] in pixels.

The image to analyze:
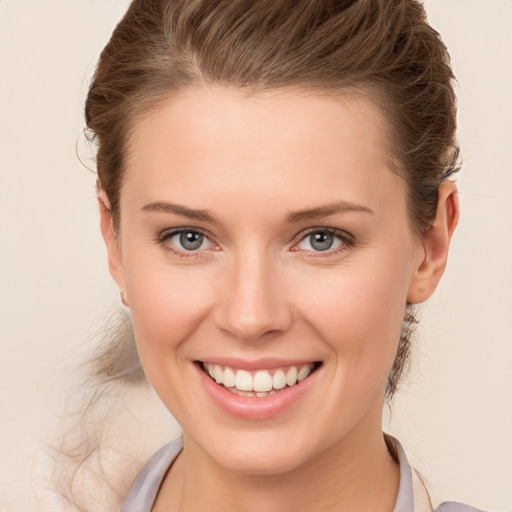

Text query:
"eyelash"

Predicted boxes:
[[291, 227, 355, 257], [156, 227, 217, 259], [156, 227, 355, 259]]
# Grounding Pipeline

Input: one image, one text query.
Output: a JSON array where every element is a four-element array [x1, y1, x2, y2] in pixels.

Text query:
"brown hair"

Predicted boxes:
[[53, 1, 460, 507], [86, 0, 459, 398]]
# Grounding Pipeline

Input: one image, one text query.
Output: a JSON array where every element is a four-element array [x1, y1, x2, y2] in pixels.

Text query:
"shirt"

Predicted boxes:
[[121, 436, 485, 512]]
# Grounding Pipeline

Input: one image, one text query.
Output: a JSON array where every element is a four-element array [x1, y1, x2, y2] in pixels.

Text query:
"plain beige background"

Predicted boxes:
[[1, 1, 511, 511]]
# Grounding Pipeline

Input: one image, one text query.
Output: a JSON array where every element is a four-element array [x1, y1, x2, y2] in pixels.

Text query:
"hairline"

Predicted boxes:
[[105, 81, 414, 236]]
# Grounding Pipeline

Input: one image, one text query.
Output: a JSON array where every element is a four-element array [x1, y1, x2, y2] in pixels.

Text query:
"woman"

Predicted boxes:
[[84, 0, 478, 510]]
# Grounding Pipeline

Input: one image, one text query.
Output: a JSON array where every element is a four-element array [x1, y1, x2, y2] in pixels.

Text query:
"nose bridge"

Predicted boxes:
[[215, 243, 291, 341]]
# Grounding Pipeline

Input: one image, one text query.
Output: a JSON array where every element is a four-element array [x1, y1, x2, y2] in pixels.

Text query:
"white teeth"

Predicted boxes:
[[223, 367, 236, 388], [253, 370, 273, 392], [203, 362, 317, 394], [214, 364, 223, 384], [272, 369, 287, 390], [285, 366, 298, 386], [235, 370, 253, 391], [297, 364, 314, 382]]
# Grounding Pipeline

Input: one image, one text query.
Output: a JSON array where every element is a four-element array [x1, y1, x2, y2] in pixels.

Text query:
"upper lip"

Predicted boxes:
[[196, 357, 320, 371]]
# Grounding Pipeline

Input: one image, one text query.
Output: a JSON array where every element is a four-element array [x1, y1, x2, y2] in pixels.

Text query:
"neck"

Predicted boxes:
[[156, 425, 399, 512]]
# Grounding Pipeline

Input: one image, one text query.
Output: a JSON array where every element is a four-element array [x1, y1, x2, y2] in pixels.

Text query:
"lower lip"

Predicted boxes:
[[195, 363, 320, 420]]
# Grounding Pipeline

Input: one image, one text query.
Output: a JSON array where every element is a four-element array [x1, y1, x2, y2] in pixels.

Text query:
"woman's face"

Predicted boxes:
[[103, 87, 432, 474]]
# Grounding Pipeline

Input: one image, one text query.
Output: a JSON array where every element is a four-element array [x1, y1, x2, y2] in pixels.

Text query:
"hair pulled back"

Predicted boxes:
[[85, 0, 459, 396]]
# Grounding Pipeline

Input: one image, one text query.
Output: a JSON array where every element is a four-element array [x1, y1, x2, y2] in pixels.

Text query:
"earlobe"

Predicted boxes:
[[407, 181, 459, 304], [97, 189, 127, 295]]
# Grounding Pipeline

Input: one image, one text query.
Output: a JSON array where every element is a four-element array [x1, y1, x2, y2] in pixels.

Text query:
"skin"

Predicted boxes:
[[99, 86, 458, 512]]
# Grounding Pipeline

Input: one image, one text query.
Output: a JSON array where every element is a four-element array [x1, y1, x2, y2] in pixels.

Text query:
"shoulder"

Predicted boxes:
[[436, 503, 487, 512]]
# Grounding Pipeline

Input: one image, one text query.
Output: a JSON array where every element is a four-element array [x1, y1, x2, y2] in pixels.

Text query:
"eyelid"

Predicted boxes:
[[156, 226, 219, 256], [290, 227, 355, 253], [158, 226, 210, 242], [155, 226, 354, 258]]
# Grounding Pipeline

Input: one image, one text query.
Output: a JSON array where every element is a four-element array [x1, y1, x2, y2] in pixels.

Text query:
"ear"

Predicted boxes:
[[98, 189, 127, 299], [407, 181, 459, 304]]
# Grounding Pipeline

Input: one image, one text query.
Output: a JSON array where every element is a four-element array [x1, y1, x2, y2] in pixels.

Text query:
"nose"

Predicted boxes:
[[213, 249, 293, 342]]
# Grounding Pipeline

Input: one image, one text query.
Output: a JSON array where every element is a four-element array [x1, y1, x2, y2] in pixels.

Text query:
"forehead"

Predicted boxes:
[[123, 86, 404, 218]]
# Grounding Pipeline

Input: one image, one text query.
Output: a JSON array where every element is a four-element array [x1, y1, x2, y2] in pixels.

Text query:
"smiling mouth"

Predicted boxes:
[[199, 361, 323, 398]]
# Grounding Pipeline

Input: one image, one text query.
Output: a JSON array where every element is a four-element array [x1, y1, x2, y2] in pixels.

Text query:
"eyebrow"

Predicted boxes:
[[141, 202, 217, 222], [285, 201, 374, 223], [141, 199, 373, 224]]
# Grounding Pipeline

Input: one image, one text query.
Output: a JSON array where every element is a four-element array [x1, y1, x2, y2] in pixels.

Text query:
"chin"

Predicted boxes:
[[218, 447, 310, 476], [190, 427, 316, 476]]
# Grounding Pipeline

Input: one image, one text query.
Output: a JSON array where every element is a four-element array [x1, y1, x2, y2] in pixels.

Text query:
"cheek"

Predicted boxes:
[[124, 256, 216, 363], [292, 255, 411, 377], [124, 261, 218, 422]]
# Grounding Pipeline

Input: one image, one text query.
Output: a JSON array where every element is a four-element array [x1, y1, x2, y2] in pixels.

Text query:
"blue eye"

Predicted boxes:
[[296, 229, 349, 252], [309, 232, 335, 251], [161, 229, 211, 252], [177, 231, 206, 250]]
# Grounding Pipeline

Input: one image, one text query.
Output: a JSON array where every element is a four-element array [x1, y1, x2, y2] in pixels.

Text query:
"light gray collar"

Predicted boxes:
[[122, 435, 468, 512], [388, 435, 433, 512]]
